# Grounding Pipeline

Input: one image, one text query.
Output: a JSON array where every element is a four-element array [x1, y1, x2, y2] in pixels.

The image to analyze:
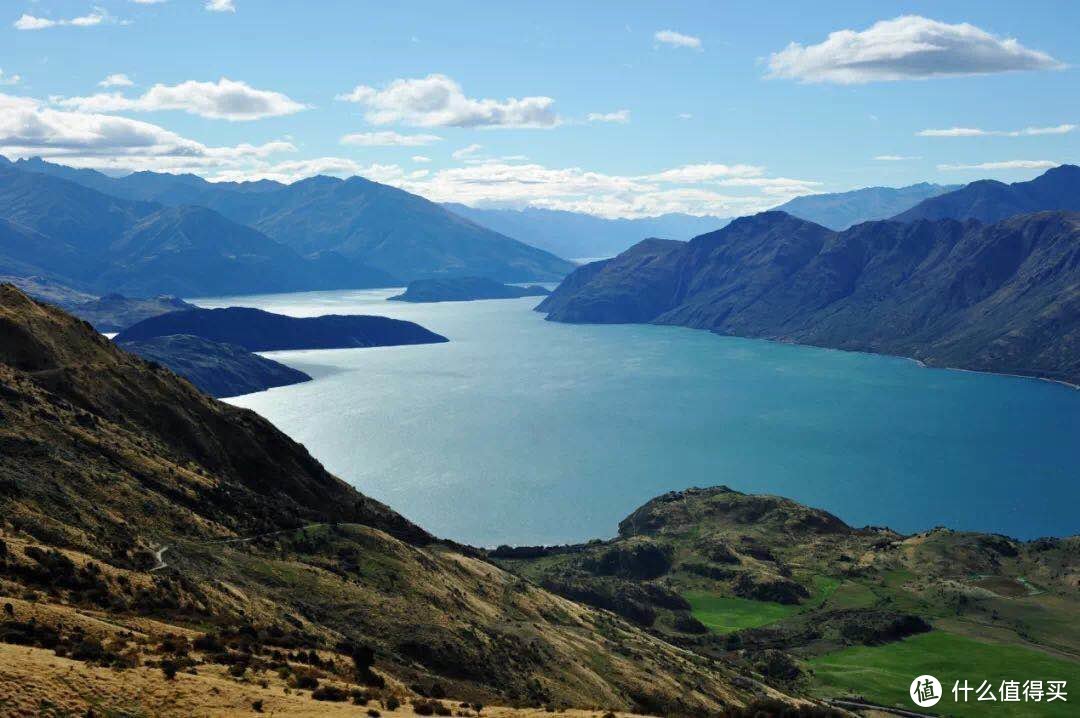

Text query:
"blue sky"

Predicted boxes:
[[2, 0, 1077, 217]]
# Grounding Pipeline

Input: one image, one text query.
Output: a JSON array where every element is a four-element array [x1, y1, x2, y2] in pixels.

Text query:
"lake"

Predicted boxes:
[[195, 288, 1080, 546]]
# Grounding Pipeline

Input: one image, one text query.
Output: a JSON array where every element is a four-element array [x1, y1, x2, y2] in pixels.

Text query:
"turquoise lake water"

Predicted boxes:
[[196, 288, 1080, 546]]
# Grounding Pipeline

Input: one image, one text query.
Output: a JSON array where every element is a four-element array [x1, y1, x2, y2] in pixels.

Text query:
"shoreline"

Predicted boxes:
[[702, 329, 1080, 393]]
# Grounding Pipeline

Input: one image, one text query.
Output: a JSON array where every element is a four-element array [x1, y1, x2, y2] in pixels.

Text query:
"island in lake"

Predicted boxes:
[[114, 305, 449, 351], [389, 276, 551, 303], [117, 333, 312, 397]]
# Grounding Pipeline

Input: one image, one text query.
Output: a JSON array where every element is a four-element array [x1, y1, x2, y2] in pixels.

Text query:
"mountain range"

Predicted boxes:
[[9, 156, 573, 284], [443, 203, 731, 260], [773, 182, 959, 230], [538, 166, 1080, 385], [0, 160, 395, 296]]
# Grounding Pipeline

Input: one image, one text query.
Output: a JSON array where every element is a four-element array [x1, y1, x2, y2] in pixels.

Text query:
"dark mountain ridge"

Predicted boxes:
[[539, 210, 1080, 384], [894, 164, 1080, 223]]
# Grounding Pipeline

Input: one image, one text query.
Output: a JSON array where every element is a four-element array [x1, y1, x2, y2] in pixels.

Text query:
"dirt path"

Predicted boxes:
[[148, 524, 326, 573]]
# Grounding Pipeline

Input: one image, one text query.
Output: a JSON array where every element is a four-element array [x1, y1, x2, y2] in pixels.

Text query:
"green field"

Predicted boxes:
[[683, 591, 796, 633], [808, 631, 1079, 717]]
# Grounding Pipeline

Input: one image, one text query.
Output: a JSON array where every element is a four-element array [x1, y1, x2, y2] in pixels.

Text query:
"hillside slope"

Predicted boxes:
[[497, 487, 1079, 707], [539, 211, 1080, 384], [0, 285, 793, 716]]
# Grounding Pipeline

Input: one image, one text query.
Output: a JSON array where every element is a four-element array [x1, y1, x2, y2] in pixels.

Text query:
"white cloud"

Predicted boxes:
[[874, 155, 921, 161], [54, 78, 306, 121], [340, 131, 441, 147], [336, 74, 559, 128], [918, 124, 1076, 137], [654, 30, 702, 50], [587, 109, 630, 124], [768, 16, 1063, 84], [451, 143, 484, 160], [14, 7, 116, 30], [131, 0, 167, 4], [937, 160, 1059, 171], [205, 0, 235, 12], [645, 163, 765, 183], [411, 155, 431, 163], [0, 70, 21, 87], [677, 113, 693, 120], [0, 92, 294, 174], [377, 160, 818, 219], [99, 73, 134, 88]]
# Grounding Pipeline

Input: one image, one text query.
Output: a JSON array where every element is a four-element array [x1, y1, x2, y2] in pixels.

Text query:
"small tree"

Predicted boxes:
[[161, 659, 179, 680]]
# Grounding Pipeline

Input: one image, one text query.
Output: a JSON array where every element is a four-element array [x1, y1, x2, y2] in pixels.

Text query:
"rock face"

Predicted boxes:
[[67, 294, 197, 333], [116, 334, 311, 397], [893, 164, 1080, 223], [539, 210, 1080, 384], [388, 276, 550, 303], [773, 182, 959, 230], [12, 156, 575, 284], [114, 306, 449, 351]]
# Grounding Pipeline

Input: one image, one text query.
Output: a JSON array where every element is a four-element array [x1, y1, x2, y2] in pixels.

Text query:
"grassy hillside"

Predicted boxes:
[[497, 487, 1079, 714]]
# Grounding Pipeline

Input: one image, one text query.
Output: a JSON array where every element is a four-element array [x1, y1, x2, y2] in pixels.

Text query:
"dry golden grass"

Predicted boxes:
[[0, 642, 655, 718]]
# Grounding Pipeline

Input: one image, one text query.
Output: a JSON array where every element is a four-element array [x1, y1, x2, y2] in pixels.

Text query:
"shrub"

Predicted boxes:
[[294, 674, 319, 690], [161, 659, 179, 680], [252, 699, 264, 713], [384, 696, 401, 711], [367, 711, 381, 718], [71, 638, 105, 662], [227, 663, 247, 678], [312, 685, 349, 702]]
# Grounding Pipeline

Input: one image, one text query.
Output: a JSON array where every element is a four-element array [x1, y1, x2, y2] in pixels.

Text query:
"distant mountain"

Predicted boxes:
[[14, 157, 574, 283], [115, 306, 449, 351], [66, 294, 197, 333], [388, 276, 550, 303], [443, 203, 730, 260], [773, 183, 959, 230], [0, 162, 395, 296], [539, 210, 1080, 384], [893, 164, 1080, 223], [117, 334, 311, 397]]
